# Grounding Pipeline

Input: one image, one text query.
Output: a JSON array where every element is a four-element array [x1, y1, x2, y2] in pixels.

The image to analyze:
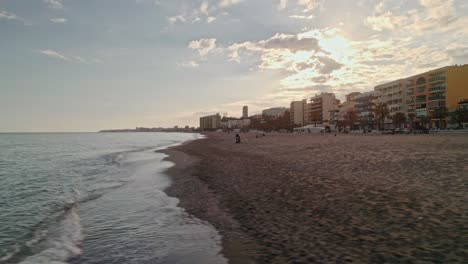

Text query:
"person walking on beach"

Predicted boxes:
[[235, 133, 241, 144]]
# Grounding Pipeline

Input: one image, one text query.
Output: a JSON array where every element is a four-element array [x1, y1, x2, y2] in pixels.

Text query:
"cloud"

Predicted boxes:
[[188, 38, 217, 56], [316, 56, 343, 74], [279, 0, 288, 10], [278, 0, 321, 12], [289, 14, 315, 19], [365, 11, 407, 31], [168, 0, 242, 25], [366, 0, 459, 33], [182, 0, 468, 108], [168, 15, 186, 24], [40, 49, 70, 61], [0, 10, 30, 25], [200, 1, 210, 15], [261, 33, 322, 52], [39, 49, 90, 63], [178, 60, 200, 68], [0, 11, 19, 20], [44, 0, 64, 9], [218, 0, 242, 8], [207, 16, 217, 23], [297, 0, 320, 10], [49, 18, 67, 23]]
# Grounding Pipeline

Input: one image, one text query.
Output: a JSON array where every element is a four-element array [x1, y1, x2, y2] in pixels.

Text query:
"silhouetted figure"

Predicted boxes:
[[235, 134, 241, 144]]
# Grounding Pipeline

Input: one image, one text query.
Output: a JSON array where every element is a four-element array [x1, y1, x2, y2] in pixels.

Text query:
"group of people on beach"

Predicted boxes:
[[235, 132, 266, 144]]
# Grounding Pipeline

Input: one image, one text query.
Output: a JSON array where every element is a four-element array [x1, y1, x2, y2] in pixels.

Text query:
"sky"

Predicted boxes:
[[1, 0, 468, 132]]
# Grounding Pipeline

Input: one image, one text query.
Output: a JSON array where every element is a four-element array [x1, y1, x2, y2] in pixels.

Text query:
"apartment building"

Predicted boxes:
[[405, 65, 468, 126], [307, 93, 339, 124], [221, 118, 251, 129], [335, 101, 357, 122], [290, 100, 307, 126], [374, 79, 406, 116], [199, 113, 221, 130], [354, 91, 380, 129]]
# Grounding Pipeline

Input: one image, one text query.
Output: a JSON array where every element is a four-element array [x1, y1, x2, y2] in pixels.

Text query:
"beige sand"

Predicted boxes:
[[163, 132, 468, 263]]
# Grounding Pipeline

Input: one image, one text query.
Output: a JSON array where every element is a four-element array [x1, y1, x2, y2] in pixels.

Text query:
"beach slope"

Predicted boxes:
[[163, 133, 468, 263]]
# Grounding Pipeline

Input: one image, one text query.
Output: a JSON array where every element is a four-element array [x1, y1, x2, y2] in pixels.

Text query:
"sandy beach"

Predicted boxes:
[[162, 132, 468, 263]]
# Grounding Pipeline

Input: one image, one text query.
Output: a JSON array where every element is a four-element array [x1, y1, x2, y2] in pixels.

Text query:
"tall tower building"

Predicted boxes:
[[242, 106, 248, 118]]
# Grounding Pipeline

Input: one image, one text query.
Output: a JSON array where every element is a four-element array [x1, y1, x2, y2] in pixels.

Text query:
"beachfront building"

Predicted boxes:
[[346, 92, 362, 102], [375, 79, 406, 116], [250, 114, 264, 122], [199, 113, 221, 130], [262, 107, 288, 118], [354, 91, 380, 130], [307, 93, 339, 125], [459, 99, 468, 110], [335, 100, 357, 122], [221, 118, 251, 129], [404, 64, 468, 128], [242, 106, 248, 119], [290, 100, 307, 126]]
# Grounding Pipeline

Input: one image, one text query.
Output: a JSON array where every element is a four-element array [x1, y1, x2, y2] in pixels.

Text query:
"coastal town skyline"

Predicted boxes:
[[1, 0, 468, 131]]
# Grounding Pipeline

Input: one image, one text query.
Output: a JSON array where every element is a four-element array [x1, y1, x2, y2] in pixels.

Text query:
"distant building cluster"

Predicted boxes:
[[262, 107, 288, 117], [289, 64, 468, 130], [99, 126, 196, 133], [199, 64, 468, 131]]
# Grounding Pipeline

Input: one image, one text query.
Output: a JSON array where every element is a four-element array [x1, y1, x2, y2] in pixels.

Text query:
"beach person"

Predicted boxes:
[[235, 133, 241, 144]]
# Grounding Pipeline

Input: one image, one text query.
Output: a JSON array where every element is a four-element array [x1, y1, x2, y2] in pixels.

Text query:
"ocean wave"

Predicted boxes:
[[17, 203, 83, 264], [1, 200, 83, 264], [102, 142, 187, 166]]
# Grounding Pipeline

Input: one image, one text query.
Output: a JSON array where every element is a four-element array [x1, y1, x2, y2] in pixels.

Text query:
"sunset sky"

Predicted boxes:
[[1, 0, 468, 131]]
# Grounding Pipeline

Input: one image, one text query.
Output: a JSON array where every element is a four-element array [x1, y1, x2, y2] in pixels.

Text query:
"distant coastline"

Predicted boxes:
[[99, 127, 197, 133]]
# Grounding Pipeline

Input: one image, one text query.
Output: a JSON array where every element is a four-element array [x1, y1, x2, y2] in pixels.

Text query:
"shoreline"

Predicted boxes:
[[160, 132, 467, 263], [161, 141, 259, 264]]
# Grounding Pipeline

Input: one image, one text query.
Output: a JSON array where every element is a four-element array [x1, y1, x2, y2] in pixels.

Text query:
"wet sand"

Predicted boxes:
[[162, 132, 468, 263]]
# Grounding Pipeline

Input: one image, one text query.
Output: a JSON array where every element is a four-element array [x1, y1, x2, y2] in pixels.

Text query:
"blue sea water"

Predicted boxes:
[[0, 133, 227, 264]]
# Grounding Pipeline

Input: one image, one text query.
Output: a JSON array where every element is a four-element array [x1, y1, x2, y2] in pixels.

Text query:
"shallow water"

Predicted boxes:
[[0, 133, 227, 264]]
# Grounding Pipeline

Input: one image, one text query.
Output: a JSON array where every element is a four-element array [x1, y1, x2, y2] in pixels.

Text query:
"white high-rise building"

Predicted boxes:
[[290, 100, 307, 126], [374, 79, 406, 116], [307, 93, 339, 124], [242, 106, 248, 118]]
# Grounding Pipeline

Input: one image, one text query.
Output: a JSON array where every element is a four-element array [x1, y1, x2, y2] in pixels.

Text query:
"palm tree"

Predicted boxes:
[[392, 112, 406, 129], [344, 110, 358, 130], [374, 103, 390, 130], [431, 106, 448, 129], [450, 107, 468, 128], [408, 113, 416, 126]]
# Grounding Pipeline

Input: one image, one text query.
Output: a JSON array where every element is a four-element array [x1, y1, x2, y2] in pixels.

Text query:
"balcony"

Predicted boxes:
[[416, 97, 427, 103], [429, 76, 446, 83], [429, 85, 446, 92], [429, 95, 446, 101], [428, 105, 445, 110]]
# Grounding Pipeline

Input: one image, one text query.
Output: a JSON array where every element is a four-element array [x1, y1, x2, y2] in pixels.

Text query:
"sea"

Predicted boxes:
[[0, 133, 227, 264]]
